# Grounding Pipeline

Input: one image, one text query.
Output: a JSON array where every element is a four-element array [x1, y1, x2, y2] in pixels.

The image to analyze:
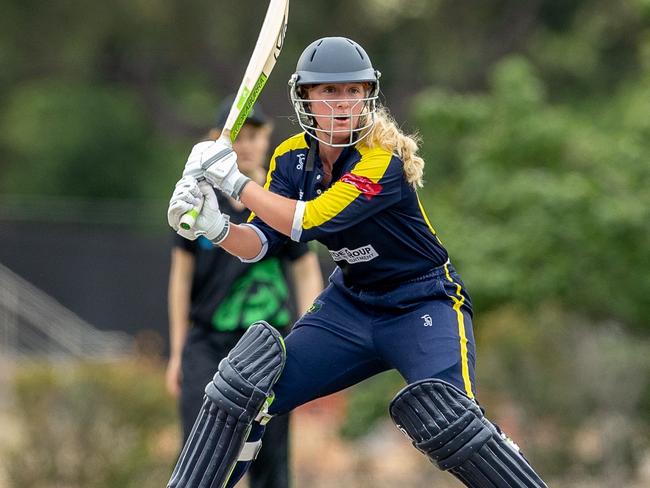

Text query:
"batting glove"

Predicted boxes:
[[168, 177, 230, 243], [181, 141, 213, 179], [182, 139, 251, 200]]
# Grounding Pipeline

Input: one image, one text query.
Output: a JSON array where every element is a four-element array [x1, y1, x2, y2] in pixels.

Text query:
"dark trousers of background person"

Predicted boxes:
[[180, 326, 291, 488]]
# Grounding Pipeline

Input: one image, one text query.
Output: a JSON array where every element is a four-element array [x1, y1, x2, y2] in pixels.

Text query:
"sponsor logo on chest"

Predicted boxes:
[[329, 244, 379, 264]]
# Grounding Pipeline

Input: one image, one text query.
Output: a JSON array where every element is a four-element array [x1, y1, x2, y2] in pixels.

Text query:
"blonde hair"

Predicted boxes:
[[361, 106, 424, 188]]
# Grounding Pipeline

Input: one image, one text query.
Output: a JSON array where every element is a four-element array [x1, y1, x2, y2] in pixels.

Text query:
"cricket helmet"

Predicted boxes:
[[289, 37, 381, 147]]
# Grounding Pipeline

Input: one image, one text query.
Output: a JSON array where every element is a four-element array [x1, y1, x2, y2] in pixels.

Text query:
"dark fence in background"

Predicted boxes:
[[0, 198, 172, 343], [0, 197, 334, 355]]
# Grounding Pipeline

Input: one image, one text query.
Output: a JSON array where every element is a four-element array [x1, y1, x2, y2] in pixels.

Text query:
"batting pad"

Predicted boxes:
[[168, 321, 286, 488], [390, 379, 548, 488]]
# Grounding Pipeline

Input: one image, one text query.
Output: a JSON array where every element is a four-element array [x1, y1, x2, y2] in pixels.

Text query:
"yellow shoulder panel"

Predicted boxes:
[[263, 133, 308, 190], [302, 146, 394, 230], [351, 145, 395, 183], [248, 133, 307, 222]]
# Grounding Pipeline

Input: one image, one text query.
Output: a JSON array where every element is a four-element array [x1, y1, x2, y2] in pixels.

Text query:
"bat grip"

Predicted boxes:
[[179, 208, 199, 230]]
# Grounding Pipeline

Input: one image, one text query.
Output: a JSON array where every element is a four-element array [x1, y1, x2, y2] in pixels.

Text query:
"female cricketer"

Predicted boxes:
[[167, 37, 548, 488]]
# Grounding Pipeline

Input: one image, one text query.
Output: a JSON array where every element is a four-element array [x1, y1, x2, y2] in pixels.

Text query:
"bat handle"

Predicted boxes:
[[179, 208, 199, 230], [179, 134, 228, 231]]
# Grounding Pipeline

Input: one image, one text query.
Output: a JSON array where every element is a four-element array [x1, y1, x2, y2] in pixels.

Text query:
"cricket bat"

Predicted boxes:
[[179, 0, 290, 230]]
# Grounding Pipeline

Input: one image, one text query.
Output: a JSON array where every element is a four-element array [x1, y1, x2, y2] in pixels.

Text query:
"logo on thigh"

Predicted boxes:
[[306, 300, 323, 314], [421, 314, 433, 327]]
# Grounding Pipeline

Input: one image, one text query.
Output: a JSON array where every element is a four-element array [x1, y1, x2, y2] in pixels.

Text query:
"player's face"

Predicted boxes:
[[232, 124, 272, 174], [306, 83, 369, 144]]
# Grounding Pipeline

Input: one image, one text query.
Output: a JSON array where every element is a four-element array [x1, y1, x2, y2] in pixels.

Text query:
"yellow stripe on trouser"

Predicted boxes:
[[444, 263, 474, 399]]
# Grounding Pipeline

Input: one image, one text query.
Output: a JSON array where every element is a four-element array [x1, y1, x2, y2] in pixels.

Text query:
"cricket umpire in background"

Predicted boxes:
[[166, 97, 323, 488]]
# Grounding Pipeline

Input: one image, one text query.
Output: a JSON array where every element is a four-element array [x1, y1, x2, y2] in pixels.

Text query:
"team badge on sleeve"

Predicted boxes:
[[340, 173, 382, 199]]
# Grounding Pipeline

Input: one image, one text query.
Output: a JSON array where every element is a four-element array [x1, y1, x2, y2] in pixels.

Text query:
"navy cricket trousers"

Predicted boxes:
[[269, 261, 477, 416]]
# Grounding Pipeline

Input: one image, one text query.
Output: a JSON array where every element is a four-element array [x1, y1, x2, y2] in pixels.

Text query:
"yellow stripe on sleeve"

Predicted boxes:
[[264, 133, 309, 191], [444, 262, 474, 399], [302, 146, 393, 230]]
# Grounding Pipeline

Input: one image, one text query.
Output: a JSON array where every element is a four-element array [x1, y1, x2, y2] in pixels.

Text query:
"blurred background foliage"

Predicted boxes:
[[1, 0, 649, 486], [4, 360, 177, 488]]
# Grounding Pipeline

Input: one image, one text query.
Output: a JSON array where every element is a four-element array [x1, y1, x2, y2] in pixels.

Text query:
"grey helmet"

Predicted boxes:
[[289, 37, 381, 147]]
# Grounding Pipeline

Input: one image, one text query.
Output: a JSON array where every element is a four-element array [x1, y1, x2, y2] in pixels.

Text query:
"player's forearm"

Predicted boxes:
[[240, 181, 296, 237], [219, 223, 266, 260], [169, 291, 190, 352], [168, 313, 190, 360], [168, 250, 194, 359]]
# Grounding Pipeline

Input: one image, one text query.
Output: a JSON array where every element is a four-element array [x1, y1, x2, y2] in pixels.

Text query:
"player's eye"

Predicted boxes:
[[347, 86, 363, 97]]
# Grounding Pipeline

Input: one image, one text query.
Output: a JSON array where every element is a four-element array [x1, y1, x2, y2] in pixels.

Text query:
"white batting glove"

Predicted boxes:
[[182, 139, 251, 200], [168, 176, 202, 230], [168, 178, 231, 243], [181, 141, 213, 179]]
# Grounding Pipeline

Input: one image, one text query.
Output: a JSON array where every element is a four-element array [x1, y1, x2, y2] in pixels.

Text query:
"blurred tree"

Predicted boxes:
[[0, 0, 649, 484], [1, 80, 156, 198], [1, 0, 648, 194], [475, 305, 650, 480], [5, 360, 177, 488], [413, 55, 650, 331]]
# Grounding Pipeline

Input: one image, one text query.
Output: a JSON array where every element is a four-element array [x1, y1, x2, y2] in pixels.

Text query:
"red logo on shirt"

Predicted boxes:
[[340, 173, 382, 200]]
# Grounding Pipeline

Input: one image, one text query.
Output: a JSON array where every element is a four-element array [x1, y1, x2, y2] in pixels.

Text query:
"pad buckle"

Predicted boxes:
[[238, 440, 263, 462], [255, 400, 273, 425]]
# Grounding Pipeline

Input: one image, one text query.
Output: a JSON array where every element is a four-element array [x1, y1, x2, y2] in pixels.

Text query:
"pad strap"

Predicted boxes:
[[238, 441, 263, 462]]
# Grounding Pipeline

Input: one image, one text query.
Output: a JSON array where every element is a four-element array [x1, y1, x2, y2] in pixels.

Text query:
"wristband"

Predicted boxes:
[[232, 175, 252, 201], [211, 215, 231, 245]]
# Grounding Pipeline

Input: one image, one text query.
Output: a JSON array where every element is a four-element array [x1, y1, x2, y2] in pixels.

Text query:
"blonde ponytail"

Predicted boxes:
[[362, 106, 425, 188]]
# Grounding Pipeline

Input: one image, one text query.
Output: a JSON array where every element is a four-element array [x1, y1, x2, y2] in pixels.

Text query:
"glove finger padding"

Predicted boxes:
[[199, 140, 251, 200], [168, 200, 193, 229], [176, 224, 200, 241], [198, 181, 220, 213], [183, 141, 215, 178], [168, 177, 204, 230], [173, 175, 202, 195], [192, 182, 230, 243], [170, 187, 201, 211]]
